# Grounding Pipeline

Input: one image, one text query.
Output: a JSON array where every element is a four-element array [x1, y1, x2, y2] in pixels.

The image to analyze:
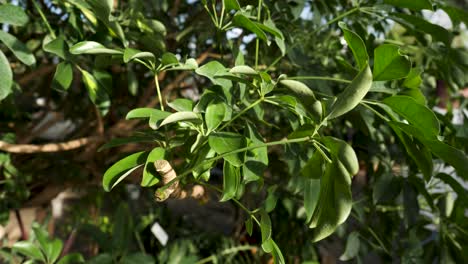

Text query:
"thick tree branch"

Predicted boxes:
[[0, 137, 100, 153]]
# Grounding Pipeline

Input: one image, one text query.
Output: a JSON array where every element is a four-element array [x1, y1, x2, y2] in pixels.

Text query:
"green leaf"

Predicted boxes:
[[279, 79, 321, 118], [208, 132, 247, 167], [98, 135, 157, 151], [205, 99, 226, 132], [328, 64, 372, 119], [339, 231, 360, 261], [161, 52, 179, 66], [52, 62, 73, 91], [12, 241, 45, 261], [0, 50, 13, 101], [442, 5, 468, 26], [196, 61, 231, 88], [223, 0, 241, 11], [126, 108, 170, 120], [309, 137, 358, 242], [229, 65, 257, 75], [121, 253, 155, 264], [304, 178, 321, 222], [388, 122, 433, 180], [32, 224, 63, 263], [123, 48, 154, 63], [159, 111, 202, 128], [301, 151, 324, 179], [260, 211, 272, 244], [338, 22, 368, 70], [392, 13, 451, 45], [232, 13, 268, 42], [70, 41, 122, 55], [0, 30, 35, 66], [373, 44, 411, 81], [141, 147, 166, 187], [57, 253, 85, 264], [0, 4, 29, 26], [403, 67, 423, 89], [43, 36, 68, 60], [167, 98, 194, 112], [279, 80, 316, 100], [392, 122, 468, 180], [102, 151, 149, 191], [245, 217, 253, 236], [80, 69, 110, 115], [270, 240, 285, 264], [384, 0, 432, 11], [112, 203, 133, 254], [436, 173, 468, 204], [221, 160, 240, 201], [243, 124, 268, 183], [383, 95, 439, 139]]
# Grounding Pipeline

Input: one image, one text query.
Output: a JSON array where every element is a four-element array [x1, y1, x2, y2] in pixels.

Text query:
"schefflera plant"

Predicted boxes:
[[92, 21, 468, 263]]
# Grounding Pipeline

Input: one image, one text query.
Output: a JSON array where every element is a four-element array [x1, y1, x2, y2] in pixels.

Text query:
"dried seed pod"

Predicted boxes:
[[154, 160, 180, 202], [154, 160, 207, 202]]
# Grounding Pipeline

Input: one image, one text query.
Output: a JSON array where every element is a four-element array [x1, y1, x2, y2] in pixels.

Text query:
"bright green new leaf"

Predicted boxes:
[[167, 98, 194, 112], [0, 50, 13, 101], [205, 99, 226, 132], [123, 48, 154, 63], [384, 0, 432, 11], [338, 22, 368, 70], [403, 68, 423, 89], [141, 147, 166, 187], [383, 95, 439, 139], [328, 64, 372, 119], [232, 13, 268, 42], [102, 151, 149, 191], [221, 160, 240, 201], [52, 62, 73, 91], [159, 111, 202, 128], [373, 44, 411, 81], [12, 241, 45, 261], [70, 41, 122, 55], [0, 4, 29, 26], [0, 30, 35, 66], [208, 132, 246, 167], [339, 231, 360, 261], [309, 137, 358, 241]]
